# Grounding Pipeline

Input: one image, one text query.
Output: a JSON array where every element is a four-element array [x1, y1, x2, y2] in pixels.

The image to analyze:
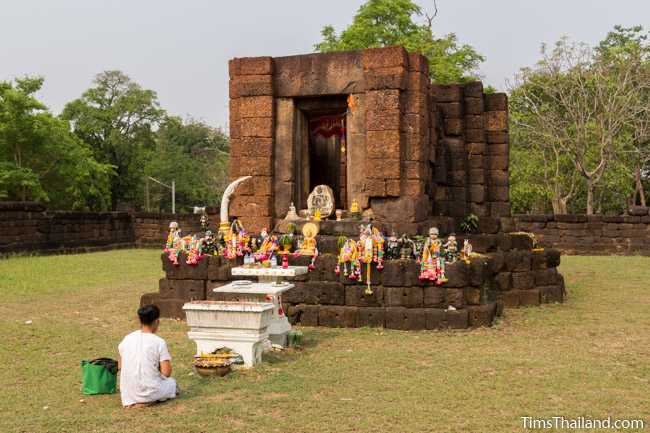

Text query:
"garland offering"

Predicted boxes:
[[163, 221, 207, 266], [223, 219, 251, 260], [335, 223, 385, 295], [419, 227, 447, 285]]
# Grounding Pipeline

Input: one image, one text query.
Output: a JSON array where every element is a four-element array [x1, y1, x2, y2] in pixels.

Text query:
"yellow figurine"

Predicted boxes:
[[297, 222, 319, 270], [313, 208, 321, 221], [350, 199, 359, 213]]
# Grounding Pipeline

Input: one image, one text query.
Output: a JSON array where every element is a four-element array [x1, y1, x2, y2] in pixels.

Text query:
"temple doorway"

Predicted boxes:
[[295, 96, 348, 210]]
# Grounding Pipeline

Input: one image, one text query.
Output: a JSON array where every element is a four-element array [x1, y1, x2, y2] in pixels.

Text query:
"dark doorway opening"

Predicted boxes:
[[295, 96, 348, 210]]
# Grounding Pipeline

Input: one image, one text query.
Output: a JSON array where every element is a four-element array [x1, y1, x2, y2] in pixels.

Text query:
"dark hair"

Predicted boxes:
[[138, 304, 160, 326]]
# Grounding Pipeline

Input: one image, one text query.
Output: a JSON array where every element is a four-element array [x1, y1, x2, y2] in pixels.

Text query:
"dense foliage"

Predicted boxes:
[[315, 0, 484, 84], [0, 72, 229, 212], [0, 77, 112, 210]]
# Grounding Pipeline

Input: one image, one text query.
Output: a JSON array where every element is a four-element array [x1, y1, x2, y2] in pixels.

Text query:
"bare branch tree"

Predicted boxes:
[[509, 37, 650, 214], [424, 0, 438, 29]]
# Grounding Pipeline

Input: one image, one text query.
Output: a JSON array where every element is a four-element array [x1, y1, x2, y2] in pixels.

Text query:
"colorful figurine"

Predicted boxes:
[[223, 219, 251, 260], [254, 233, 279, 262], [163, 221, 182, 265], [357, 223, 385, 294], [399, 234, 414, 260], [296, 222, 319, 269], [185, 235, 204, 266], [200, 211, 209, 232], [384, 232, 401, 260], [419, 227, 447, 285], [350, 199, 360, 219], [335, 237, 361, 280], [203, 230, 217, 256], [444, 233, 458, 263], [461, 239, 473, 263]]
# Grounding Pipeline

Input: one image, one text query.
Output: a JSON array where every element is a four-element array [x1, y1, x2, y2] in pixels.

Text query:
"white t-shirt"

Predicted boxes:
[[118, 330, 177, 406]]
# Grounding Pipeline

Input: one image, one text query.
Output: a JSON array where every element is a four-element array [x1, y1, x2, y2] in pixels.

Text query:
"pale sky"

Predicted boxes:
[[1, 0, 648, 129]]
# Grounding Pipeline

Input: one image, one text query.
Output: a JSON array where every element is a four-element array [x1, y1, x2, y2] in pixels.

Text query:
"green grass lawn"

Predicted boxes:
[[0, 250, 648, 433]]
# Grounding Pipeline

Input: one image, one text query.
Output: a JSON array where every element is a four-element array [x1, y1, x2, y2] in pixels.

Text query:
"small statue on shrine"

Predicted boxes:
[[350, 199, 360, 220], [185, 235, 205, 266], [284, 202, 300, 221], [313, 208, 322, 221], [200, 211, 209, 233], [419, 227, 447, 285], [296, 222, 319, 269], [357, 223, 385, 294], [223, 219, 250, 260], [384, 232, 401, 260], [203, 230, 218, 256], [444, 233, 458, 263], [399, 234, 413, 260], [461, 239, 473, 263], [411, 236, 426, 262], [254, 233, 279, 262], [163, 222, 183, 265]]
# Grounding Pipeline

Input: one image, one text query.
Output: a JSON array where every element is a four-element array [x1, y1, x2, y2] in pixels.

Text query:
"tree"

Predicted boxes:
[[509, 37, 650, 214], [509, 72, 580, 214], [315, 0, 484, 84], [597, 25, 650, 208], [0, 77, 112, 209], [62, 71, 164, 210], [144, 117, 229, 212]]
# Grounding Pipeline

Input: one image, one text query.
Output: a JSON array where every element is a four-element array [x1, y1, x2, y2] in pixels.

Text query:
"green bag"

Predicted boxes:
[[81, 358, 118, 395]]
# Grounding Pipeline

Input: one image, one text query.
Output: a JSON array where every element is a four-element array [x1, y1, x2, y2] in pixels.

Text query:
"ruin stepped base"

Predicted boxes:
[[141, 230, 565, 330]]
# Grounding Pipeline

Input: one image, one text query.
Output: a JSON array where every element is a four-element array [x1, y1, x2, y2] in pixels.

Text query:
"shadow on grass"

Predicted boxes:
[[263, 326, 340, 365]]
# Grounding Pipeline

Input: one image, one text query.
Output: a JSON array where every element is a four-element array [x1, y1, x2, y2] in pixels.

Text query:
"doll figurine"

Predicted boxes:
[[163, 222, 183, 265], [419, 227, 447, 285], [385, 232, 400, 260], [444, 233, 458, 263], [461, 239, 473, 263]]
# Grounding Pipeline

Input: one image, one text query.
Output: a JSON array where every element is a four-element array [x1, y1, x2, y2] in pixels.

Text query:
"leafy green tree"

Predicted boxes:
[[144, 116, 229, 213], [315, 0, 484, 83], [62, 71, 164, 210], [0, 77, 112, 209]]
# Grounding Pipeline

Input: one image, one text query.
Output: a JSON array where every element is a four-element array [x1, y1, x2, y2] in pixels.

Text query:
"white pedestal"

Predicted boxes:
[[183, 301, 274, 367], [223, 266, 308, 347]]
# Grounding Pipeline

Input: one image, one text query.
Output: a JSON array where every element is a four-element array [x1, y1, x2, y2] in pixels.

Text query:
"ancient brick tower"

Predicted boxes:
[[227, 46, 510, 233]]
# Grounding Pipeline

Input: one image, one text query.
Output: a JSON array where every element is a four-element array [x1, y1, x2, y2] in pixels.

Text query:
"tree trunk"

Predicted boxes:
[[634, 167, 646, 207], [551, 197, 568, 214], [586, 179, 594, 215]]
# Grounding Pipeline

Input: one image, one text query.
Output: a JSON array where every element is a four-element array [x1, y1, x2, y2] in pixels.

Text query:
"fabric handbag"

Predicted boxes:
[[81, 358, 118, 395]]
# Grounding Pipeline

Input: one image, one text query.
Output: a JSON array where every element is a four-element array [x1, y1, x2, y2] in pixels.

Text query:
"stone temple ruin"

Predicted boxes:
[[142, 46, 565, 330], [227, 46, 510, 233]]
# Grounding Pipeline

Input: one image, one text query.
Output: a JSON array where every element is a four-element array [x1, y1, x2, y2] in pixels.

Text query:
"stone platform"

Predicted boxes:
[[141, 231, 565, 330]]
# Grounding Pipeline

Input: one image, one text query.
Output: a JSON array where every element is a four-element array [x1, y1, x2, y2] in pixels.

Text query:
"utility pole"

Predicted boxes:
[[147, 176, 176, 214], [171, 180, 175, 215]]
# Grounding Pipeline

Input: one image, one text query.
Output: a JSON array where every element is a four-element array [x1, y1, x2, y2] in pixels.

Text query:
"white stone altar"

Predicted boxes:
[[217, 266, 308, 346], [183, 301, 274, 368]]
